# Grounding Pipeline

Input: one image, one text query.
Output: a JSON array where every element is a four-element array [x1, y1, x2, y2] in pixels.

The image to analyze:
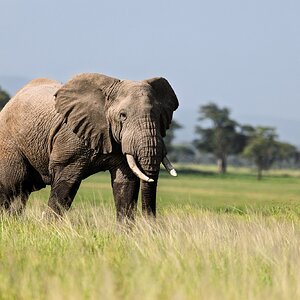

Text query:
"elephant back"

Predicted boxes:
[[0, 78, 62, 176]]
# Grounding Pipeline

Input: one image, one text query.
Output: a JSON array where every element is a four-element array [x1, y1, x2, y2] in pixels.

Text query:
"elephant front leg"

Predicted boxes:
[[48, 180, 81, 216], [47, 164, 83, 216], [110, 164, 140, 222], [112, 181, 140, 222]]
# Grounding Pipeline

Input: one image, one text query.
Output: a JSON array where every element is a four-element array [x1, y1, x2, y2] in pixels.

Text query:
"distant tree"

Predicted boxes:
[[243, 127, 280, 180], [0, 86, 10, 109], [194, 102, 248, 174], [168, 144, 196, 163], [164, 120, 182, 154], [276, 141, 299, 168], [294, 150, 300, 166]]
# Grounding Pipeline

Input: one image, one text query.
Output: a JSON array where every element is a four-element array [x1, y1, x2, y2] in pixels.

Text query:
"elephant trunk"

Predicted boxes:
[[137, 128, 166, 217], [137, 139, 162, 217], [121, 116, 165, 217]]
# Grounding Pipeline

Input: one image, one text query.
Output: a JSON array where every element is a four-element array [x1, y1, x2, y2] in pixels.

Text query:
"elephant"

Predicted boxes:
[[0, 73, 179, 220]]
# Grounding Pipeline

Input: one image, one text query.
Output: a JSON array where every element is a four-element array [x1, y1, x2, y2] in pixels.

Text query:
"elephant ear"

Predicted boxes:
[[145, 77, 179, 137], [54, 73, 119, 153]]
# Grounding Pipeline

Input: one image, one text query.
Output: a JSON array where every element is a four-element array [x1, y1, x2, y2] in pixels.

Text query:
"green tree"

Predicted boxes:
[[275, 141, 299, 168], [0, 86, 10, 109], [164, 120, 182, 154], [194, 102, 247, 174], [243, 127, 279, 180], [168, 144, 196, 163]]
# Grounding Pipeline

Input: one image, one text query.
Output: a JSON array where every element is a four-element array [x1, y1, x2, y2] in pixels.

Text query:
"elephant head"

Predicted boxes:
[[54, 73, 179, 184]]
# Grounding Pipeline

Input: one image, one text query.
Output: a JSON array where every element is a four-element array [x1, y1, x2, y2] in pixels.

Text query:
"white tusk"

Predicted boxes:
[[162, 156, 177, 177], [126, 154, 154, 183]]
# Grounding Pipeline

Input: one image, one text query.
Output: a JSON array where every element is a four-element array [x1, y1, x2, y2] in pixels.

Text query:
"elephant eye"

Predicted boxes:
[[120, 112, 127, 122]]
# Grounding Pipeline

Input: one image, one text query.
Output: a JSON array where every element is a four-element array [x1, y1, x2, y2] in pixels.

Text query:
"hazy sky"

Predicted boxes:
[[1, 0, 299, 144]]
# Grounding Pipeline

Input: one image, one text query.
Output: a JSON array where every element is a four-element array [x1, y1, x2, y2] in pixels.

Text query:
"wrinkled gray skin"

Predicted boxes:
[[0, 73, 178, 220]]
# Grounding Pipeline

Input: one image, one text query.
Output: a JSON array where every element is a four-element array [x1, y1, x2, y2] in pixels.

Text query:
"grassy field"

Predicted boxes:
[[1, 165, 300, 299]]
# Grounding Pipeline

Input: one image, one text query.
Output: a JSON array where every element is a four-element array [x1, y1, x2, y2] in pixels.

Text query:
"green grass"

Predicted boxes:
[[1, 165, 300, 299]]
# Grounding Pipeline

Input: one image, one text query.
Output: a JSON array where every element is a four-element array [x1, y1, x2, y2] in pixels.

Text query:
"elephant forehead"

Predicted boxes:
[[119, 80, 153, 98], [121, 95, 153, 110]]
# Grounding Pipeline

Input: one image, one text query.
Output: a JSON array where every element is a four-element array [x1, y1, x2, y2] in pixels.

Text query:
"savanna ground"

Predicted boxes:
[[1, 165, 300, 300]]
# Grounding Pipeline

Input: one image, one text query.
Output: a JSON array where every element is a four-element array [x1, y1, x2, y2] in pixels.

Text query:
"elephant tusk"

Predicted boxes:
[[162, 156, 177, 177], [126, 154, 154, 183]]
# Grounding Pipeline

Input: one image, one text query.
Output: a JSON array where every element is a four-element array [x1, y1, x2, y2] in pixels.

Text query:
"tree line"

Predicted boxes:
[[1, 86, 298, 179], [166, 102, 299, 179], [0, 86, 10, 109]]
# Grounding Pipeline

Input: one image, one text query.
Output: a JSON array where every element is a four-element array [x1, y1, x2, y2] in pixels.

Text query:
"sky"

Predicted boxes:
[[1, 0, 299, 145]]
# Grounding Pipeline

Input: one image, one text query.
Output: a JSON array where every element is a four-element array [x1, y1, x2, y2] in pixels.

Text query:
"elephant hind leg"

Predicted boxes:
[[8, 193, 30, 216], [0, 182, 30, 215], [0, 154, 43, 215], [0, 187, 11, 212], [0, 193, 30, 216]]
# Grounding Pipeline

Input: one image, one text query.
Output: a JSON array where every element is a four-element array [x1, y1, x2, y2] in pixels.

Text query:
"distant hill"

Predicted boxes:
[[0, 75, 30, 96]]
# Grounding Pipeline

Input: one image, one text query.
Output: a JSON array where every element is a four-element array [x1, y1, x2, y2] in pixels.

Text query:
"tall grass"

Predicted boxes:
[[1, 199, 300, 300]]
